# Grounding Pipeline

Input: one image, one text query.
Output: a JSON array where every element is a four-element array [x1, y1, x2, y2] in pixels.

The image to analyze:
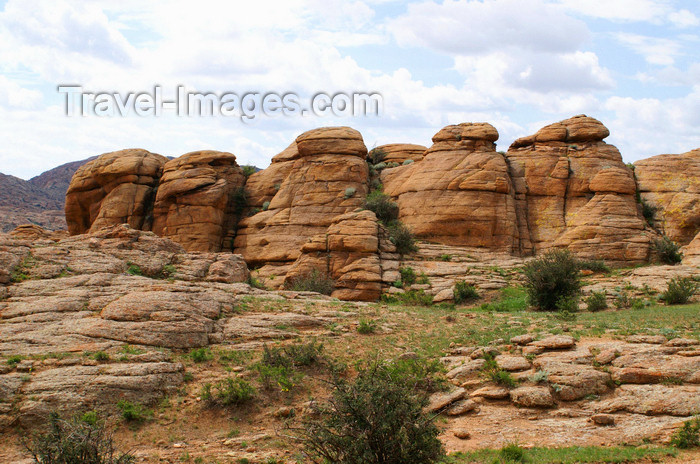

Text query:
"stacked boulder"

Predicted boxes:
[[381, 123, 520, 253], [634, 149, 700, 245], [506, 115, 653, 264], [234, 127, 370, 276], [371, 143, 426, 164]]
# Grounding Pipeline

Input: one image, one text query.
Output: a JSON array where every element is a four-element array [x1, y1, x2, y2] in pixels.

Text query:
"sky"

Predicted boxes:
[[0, 0, 699, 179]]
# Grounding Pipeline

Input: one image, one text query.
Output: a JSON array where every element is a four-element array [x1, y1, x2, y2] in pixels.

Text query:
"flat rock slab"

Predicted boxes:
[[427, 388, 466, 413], [510, 386, 555, 408], [530, 335, 575, 350]]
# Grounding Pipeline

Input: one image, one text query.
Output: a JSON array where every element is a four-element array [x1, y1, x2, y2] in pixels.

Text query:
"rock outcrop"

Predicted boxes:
[[65, 149, 168, 235], [284, 210, 399, 301], [371, 143, 426, 164], [382, 123, 520, 252], [684, 231, 700, 265], [234, 127, 370, 275], [634, 149, 700, 245], [152, 151, 246, 252], [506, 115, 652, 264]]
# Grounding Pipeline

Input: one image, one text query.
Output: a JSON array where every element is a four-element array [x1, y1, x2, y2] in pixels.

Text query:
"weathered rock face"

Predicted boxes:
[[506, 115, 653, 264], [382, 123, 520, 252], [65, 149, 168, 235], [284, 210, 398, 301], [372, 143, 427, 164], [152, 151, 246, 252], [235, 127, 370, 268], [684, 231, 700, 265], [634, 149, 700, 245]]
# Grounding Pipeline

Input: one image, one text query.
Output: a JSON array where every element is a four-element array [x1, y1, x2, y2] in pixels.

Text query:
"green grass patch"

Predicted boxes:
[[447, 445, 677, 464], [479, 287, 528, 312]]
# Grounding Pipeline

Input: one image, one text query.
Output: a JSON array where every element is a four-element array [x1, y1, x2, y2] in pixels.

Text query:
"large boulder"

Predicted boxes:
[[234, 127, 370, 269], [152, 151, 246, 252], [284, 210, 396, 301], [634, 149, 700, 245], [684, 231, 700, 265], [506, 115, 653, 264], [381, 123, 520, 252], [371, 143, 427, 164], [65, 149, 168, 235]]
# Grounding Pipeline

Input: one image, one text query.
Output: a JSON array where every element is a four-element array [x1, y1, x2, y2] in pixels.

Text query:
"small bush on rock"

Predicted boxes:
[[285, 269, 334, 295], [523, 249, 581, 311], [454, 281, 479, 304], [577, 259, 611, 274], [399, 267, 416, 286], [297, 359, 445, 464], [585, 291, 608, 312], [363, 190, 399, 224], [654, 236, 683, 265], [202, 377, 256, 404], [662, 277, 698, 305], [116, 400, 152, 424], [387, 221, 417, 255], [25, 412, 135, 464], [671, 417, 700, 449]]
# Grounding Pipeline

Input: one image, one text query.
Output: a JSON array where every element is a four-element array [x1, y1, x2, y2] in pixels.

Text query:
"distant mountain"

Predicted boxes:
[[0, 157, 95, 232]]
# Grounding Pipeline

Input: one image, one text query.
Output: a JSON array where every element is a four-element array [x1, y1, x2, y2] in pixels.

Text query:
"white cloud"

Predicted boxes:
[[668, 9, 700, 28], [615, 33, 682, 65]]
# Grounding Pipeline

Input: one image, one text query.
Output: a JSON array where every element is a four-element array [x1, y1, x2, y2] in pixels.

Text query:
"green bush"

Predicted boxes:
[[368, 148, 386, 165], [363, 190, 399, 224], [261, 341, 324, 369], [523, 249, 581, 311], [213, 377, 256, 404], [381, 289, 433, 306], [116, 400, 152, 424], [654, 236, 683, 265], [92, 351, 110, 362], [240, 165, 257, 177], [555, 295, 580, 313], [585, 291, 608, 312], [189, 347, 213, 363], [671, 417, 700, 449], [357, 319, 378, 334], [254, 364, 299, 392], [662, 277, 698, 305], [297, 360, 445, 464], [454, 281, 479, 304], [640, 198, 658, 225], [482, 355, 518, 388], [125, 264, 142, 276], [246, 274, 266, 290], [577, 259, 611, 273], [387, 221, 417, 255], [402, 159, 414, 165], [499, 443, 526, 463], [285, 269, 334, 295], [262, 201, 270, 211], [25, 412, 135, 464], [343, 187, 356, 199], [160, 264, 177, 278], [399, 267, 417, 286], [439, 254, 452, 262]]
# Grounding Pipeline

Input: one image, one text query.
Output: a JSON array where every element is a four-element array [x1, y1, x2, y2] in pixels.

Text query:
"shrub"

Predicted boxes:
[[214, 377, 256, 404], [368, 148, 386, 165], [25, 413, 135, 464], [343, 187, 356, 199], [285, 269, 334, 295], [555, 295, 579, 313], [116, 400, 152, 424], [454, 281, 479, 304], [189, 347, 213, 363], [522, 249, 581, 311], [357, 319, 377, 334], [654, 236, 683, 265], [381, 289, 433, 306], [255, 364, 299, 392], [92, 351, 110, 362], [387, 221, 417, 255], [297, 360, 445, 464], [160, 264, 177, 278], [7, 355, 24, 367], [439, 254, 452, 262], [662, 277, 698, 305], [399, 267, 417, 286], [671, 417, 700, 449], [402, 159, 414, 165], [261, 341, 324, 369], [585, 291, 608, 312], [499, 443, 526, 463], [246, 274, 266, 290], [640, 198, 658, 225], [363, 190, 399, 224], [232, 187, 248, 216], [482, 355, 518, 388], [262, 201, 270, 211], [240, 165, 257, 177], [125, 264, 142, 276], [529, 370, 549, 384], [577, 259, 611, 273]]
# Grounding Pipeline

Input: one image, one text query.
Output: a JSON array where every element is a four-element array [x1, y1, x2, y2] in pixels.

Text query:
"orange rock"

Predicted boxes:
[[507, 115, 652, 264], [234, 127, 370, 267], [371, 143, 427, 164], [684, 231, 700, 265], [634, 148, 700, 245], [382, 123, 520, 252], [152, 150, 246, 252], [65, 149, 168, 235]]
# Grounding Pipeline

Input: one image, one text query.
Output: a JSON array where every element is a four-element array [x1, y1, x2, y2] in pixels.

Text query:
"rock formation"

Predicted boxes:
[[684, 231, 700, 265], [381, 123, 520, 253], [234, 127, 370, 282], [152, 151, 246, 252], [284, 210, 399, 301], [65, 149, 168, 235], [506, 115, 652, 264], [371, 143, 426, 164], [634, 149, 700, 245]]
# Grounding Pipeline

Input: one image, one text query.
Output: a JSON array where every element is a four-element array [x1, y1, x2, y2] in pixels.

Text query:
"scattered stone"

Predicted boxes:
[[510, 386, 555, 408], [427, 388, 466, 413], [470, 386, 510, 400], [591, 414, 616, 426], [453, 429, 471, 439], [594, 349, 618, 365], [511, 334, 535, 345], [666, 338, 699, 347], [530, 335, 575, 350], [626, 335, 667, 344], [446, 399, 479, 416], [495, 355, 531, 372]]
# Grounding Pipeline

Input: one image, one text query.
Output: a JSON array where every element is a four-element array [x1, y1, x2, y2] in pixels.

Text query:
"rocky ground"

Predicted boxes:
[[1, 226, 699, 463]]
